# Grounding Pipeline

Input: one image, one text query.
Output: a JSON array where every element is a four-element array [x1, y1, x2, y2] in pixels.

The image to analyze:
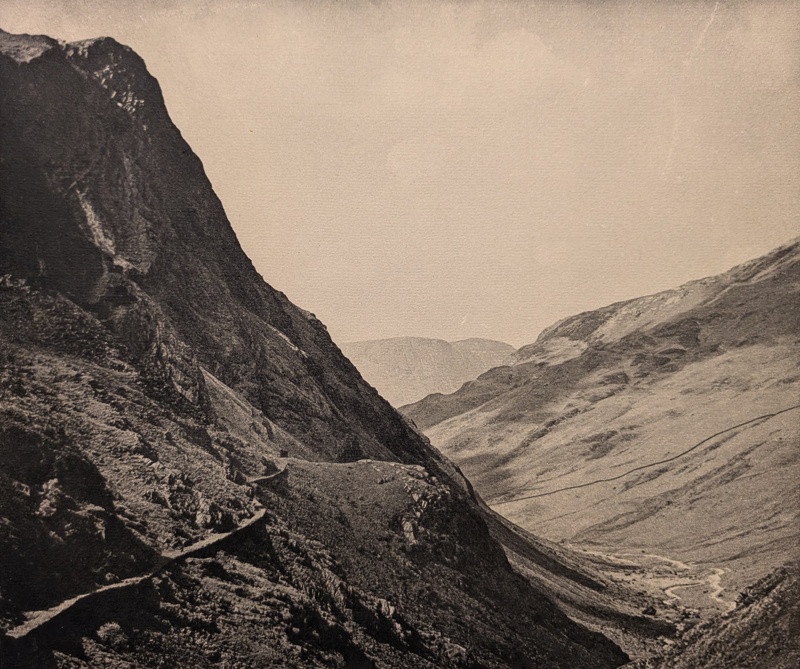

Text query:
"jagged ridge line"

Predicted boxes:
[[493, 404, 800, 506]]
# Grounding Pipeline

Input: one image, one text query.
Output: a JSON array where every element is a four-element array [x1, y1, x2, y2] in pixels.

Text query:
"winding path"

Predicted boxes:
[[708, 568, 735, 611], [493, 404, 800, 506], [594, 549, 737, 611], [661, 567, 734, 612], [5, 464, 288, 641]]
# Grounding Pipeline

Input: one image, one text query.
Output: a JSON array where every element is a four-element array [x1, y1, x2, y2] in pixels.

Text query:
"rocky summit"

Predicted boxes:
[[0, 29, 638, 668]]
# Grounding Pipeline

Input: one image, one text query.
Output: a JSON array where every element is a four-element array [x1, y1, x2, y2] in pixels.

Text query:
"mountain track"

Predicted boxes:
[[3, 465, 290, 641], [493, 405, 800, 506]]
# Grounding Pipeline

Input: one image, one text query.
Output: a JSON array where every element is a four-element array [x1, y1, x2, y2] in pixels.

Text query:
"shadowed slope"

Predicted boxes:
[[0, 28, 442, 468]]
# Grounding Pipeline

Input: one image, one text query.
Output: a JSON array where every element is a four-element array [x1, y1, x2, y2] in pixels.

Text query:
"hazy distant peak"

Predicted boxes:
[[344, 335, 514, 347], [341, 336, 515, 406], [344, 335, 451, 347]]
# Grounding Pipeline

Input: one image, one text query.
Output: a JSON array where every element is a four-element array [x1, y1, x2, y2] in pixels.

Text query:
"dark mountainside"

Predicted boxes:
[[340, 338, 515, 407], [0, 28, 436, 469], [0, 29, 638, 668], [404, 238, 800, 663]]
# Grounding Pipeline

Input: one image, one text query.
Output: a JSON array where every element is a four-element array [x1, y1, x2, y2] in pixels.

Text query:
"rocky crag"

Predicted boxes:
[[0, 29, 637, 668]]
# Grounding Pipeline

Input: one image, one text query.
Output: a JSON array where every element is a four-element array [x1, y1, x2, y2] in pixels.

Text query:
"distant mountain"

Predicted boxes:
[[341, 337, 515, 406], [404, 239, 800, 597], [0, 29, 633, 668]]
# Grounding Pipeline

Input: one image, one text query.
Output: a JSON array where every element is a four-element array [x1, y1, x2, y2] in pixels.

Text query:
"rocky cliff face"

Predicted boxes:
[[341, 337, 515, 407], [0, 29, 630, 668], [0, 28, 446, 468]]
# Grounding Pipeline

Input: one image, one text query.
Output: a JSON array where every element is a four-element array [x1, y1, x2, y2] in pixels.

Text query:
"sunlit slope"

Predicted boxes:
[[404, 239, 800, 590]]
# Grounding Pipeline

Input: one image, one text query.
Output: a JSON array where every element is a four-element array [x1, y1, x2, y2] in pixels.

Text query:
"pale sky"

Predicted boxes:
[[3, 1, 798, 347]]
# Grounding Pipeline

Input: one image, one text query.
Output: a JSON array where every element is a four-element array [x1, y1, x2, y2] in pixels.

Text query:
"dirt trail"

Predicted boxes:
[[663, 582, 701, 602], [583, 548, 737, 613], [6, 506, 269, 639], [662, 569, 735, 613], [5, 574, 151, 640], [708, 568, 735, 611], [5, 465, 288, 640], [615, 552, 691, 571]]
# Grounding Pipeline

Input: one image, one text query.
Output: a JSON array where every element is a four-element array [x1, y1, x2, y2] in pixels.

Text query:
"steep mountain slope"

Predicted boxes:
[[0, 28, 440, 469], [341, 337, 514, 406], [0, 29, 630, 668], [404, 240, 800, 596]]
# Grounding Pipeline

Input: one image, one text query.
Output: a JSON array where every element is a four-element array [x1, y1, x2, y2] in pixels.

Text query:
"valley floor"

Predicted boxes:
[[539, 543, 743, 664]]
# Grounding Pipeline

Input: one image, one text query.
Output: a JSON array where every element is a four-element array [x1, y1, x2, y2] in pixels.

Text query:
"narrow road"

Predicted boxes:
[[708, 568, 736, 612], [5, 464, 288, 640], [662, 568, 735, 613], [493, 404, 800, 506], [615, 551, 692, 572], [586, 548, 737, 612], [5, 574, 152, 640]]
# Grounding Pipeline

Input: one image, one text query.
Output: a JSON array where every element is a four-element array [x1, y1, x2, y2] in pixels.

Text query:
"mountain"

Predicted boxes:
[[340, 337, 515, 407], [0, 29, 634, 668], [404, 239, 800, 601]]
